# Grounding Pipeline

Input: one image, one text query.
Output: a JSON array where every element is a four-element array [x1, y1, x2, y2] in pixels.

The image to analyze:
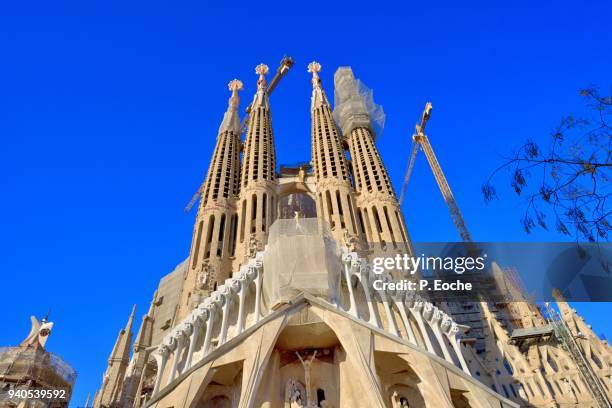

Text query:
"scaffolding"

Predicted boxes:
[[333, 67, 385, 138], [543, 304, 611, 408], [0, 346, 76, 407]]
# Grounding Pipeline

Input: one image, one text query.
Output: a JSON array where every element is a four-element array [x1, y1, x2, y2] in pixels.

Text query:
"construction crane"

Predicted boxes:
[[399, 102, 472, 242], [184, 56, 295, 213], [401, 104, 610, 407]]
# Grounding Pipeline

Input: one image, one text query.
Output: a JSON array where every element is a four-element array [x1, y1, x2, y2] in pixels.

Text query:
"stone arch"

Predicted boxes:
[[347, 273, 373, 322], [375, 352, 428, 408]]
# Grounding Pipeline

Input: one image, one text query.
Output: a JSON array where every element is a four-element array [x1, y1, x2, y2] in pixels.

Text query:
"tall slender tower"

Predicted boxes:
[[95, 306, 135, 408], [234, 64, 278, 266], [334, 67, 411, 253], [119, 298, 155, 408], [178, 80, 243, 318], [308, 62, 360, 245]]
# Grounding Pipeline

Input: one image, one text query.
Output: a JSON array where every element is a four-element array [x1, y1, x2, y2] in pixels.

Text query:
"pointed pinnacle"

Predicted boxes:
[[308, 61, 322, 83], [125, 304, 136, 330], [255, 64, 269, 89], [227, 79, 243, 110], [228, 79, 244, 93]]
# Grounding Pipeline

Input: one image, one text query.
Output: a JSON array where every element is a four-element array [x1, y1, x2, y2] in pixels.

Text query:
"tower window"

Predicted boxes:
[[262, 193, 267, 232], [251, 194, 257, 233], [217, 214, 226, 257], [192, 220, 203, 269], [204, 215, 215, 259], [383, 206, 397, 249], [239, 200, 246, 243], [335, 190, 345, 229]]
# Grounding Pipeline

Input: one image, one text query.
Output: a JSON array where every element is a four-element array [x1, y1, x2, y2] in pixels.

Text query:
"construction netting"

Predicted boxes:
[[333, 67, 385, 137], [263, 218, 342, 309], [0, 346, 77, 388]]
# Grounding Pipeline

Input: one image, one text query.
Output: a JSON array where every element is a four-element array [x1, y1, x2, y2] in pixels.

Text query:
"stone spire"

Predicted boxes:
[[308, 61, 360, 245], [96, 305, 135, 408], [120, 297, 156, 407], [234, 64, 278, 266], [334, 67, 411, 254], [178, 80, 244, 319], [308, 61, 330, 109], [252, 63, 270, 108], [218, 79, 244, 133]]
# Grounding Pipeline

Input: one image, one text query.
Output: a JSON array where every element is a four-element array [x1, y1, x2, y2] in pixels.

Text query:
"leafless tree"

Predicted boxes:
[[482, 87, 611, 242]]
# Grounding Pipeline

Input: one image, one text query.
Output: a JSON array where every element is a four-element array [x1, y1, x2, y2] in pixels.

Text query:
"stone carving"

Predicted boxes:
[[285, 378, 306, 408], [255, 63, 269, 89], [296, 351, 318, 407], [198, 262, 212, 290], [248, 236, 263, 258], [342, 229, 359, 252], [227, 79, 243, 93]]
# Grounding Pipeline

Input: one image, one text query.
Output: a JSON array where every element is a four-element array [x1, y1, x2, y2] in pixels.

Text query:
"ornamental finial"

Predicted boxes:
[[307, 61, 322, 86], [228, 79, 244, 93], [255, 63, 269, 90], [227, 79, 243, 109]]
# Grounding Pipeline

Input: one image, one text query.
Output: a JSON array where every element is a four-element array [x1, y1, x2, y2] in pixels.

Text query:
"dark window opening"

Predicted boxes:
[[316, 389, 325, 406]]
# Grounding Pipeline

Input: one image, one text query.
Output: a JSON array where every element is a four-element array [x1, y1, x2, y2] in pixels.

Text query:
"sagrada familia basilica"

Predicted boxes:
[[87, 61, 611, 408]]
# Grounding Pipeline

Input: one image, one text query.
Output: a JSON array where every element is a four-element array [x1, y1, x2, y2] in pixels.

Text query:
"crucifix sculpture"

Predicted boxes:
[[296, 350, 318, 407]]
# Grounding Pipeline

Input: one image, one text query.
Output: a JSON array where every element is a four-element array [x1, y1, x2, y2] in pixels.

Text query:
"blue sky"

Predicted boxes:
[[0, 1, 610, 406]]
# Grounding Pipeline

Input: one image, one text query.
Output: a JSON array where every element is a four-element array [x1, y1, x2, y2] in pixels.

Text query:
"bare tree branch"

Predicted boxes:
[[483, 86, 611, 242]]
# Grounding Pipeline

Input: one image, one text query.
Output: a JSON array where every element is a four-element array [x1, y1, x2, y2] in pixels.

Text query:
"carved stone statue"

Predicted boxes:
[[296, 351, 318, 407], [248, 236, 262, 258], [342, 230, 359, 252], [198, 262, 212, 290], [391, 391, 410, 408], [285, 378, 305, 408], [19, 316, 54, 349]]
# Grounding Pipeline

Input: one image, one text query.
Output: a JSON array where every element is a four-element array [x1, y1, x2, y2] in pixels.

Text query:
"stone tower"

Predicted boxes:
[[178, 79, 243, 318], [95, 306, 135, 408], [119, 299, 155, 408], [234, 64, 278, 267], [334, 67, 411, 254], [308, 61, 360, 245]]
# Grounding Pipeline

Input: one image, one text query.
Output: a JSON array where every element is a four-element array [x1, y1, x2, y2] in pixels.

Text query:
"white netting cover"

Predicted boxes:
[[333, 67, 385, 137], [262, 218, 341, 309]]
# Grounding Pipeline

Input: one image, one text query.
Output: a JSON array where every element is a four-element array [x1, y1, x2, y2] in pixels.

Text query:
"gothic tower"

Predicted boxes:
[[119, 298, 155, 408], [334, 67, 411, 254], [308, 61, 360, 245], [234, 64, 278, 266], [95, 306, 135, 408], [178, 80, 243, 319]]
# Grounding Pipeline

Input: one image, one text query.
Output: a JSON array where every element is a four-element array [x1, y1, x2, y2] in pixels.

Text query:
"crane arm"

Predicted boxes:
[[398, 140, 420, 205], [184, 181, 206, 213], [417, 133, 472, 242]]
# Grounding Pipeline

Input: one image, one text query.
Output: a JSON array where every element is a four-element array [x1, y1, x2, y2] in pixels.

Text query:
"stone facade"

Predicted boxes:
[[93, 62, 612, 408]]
